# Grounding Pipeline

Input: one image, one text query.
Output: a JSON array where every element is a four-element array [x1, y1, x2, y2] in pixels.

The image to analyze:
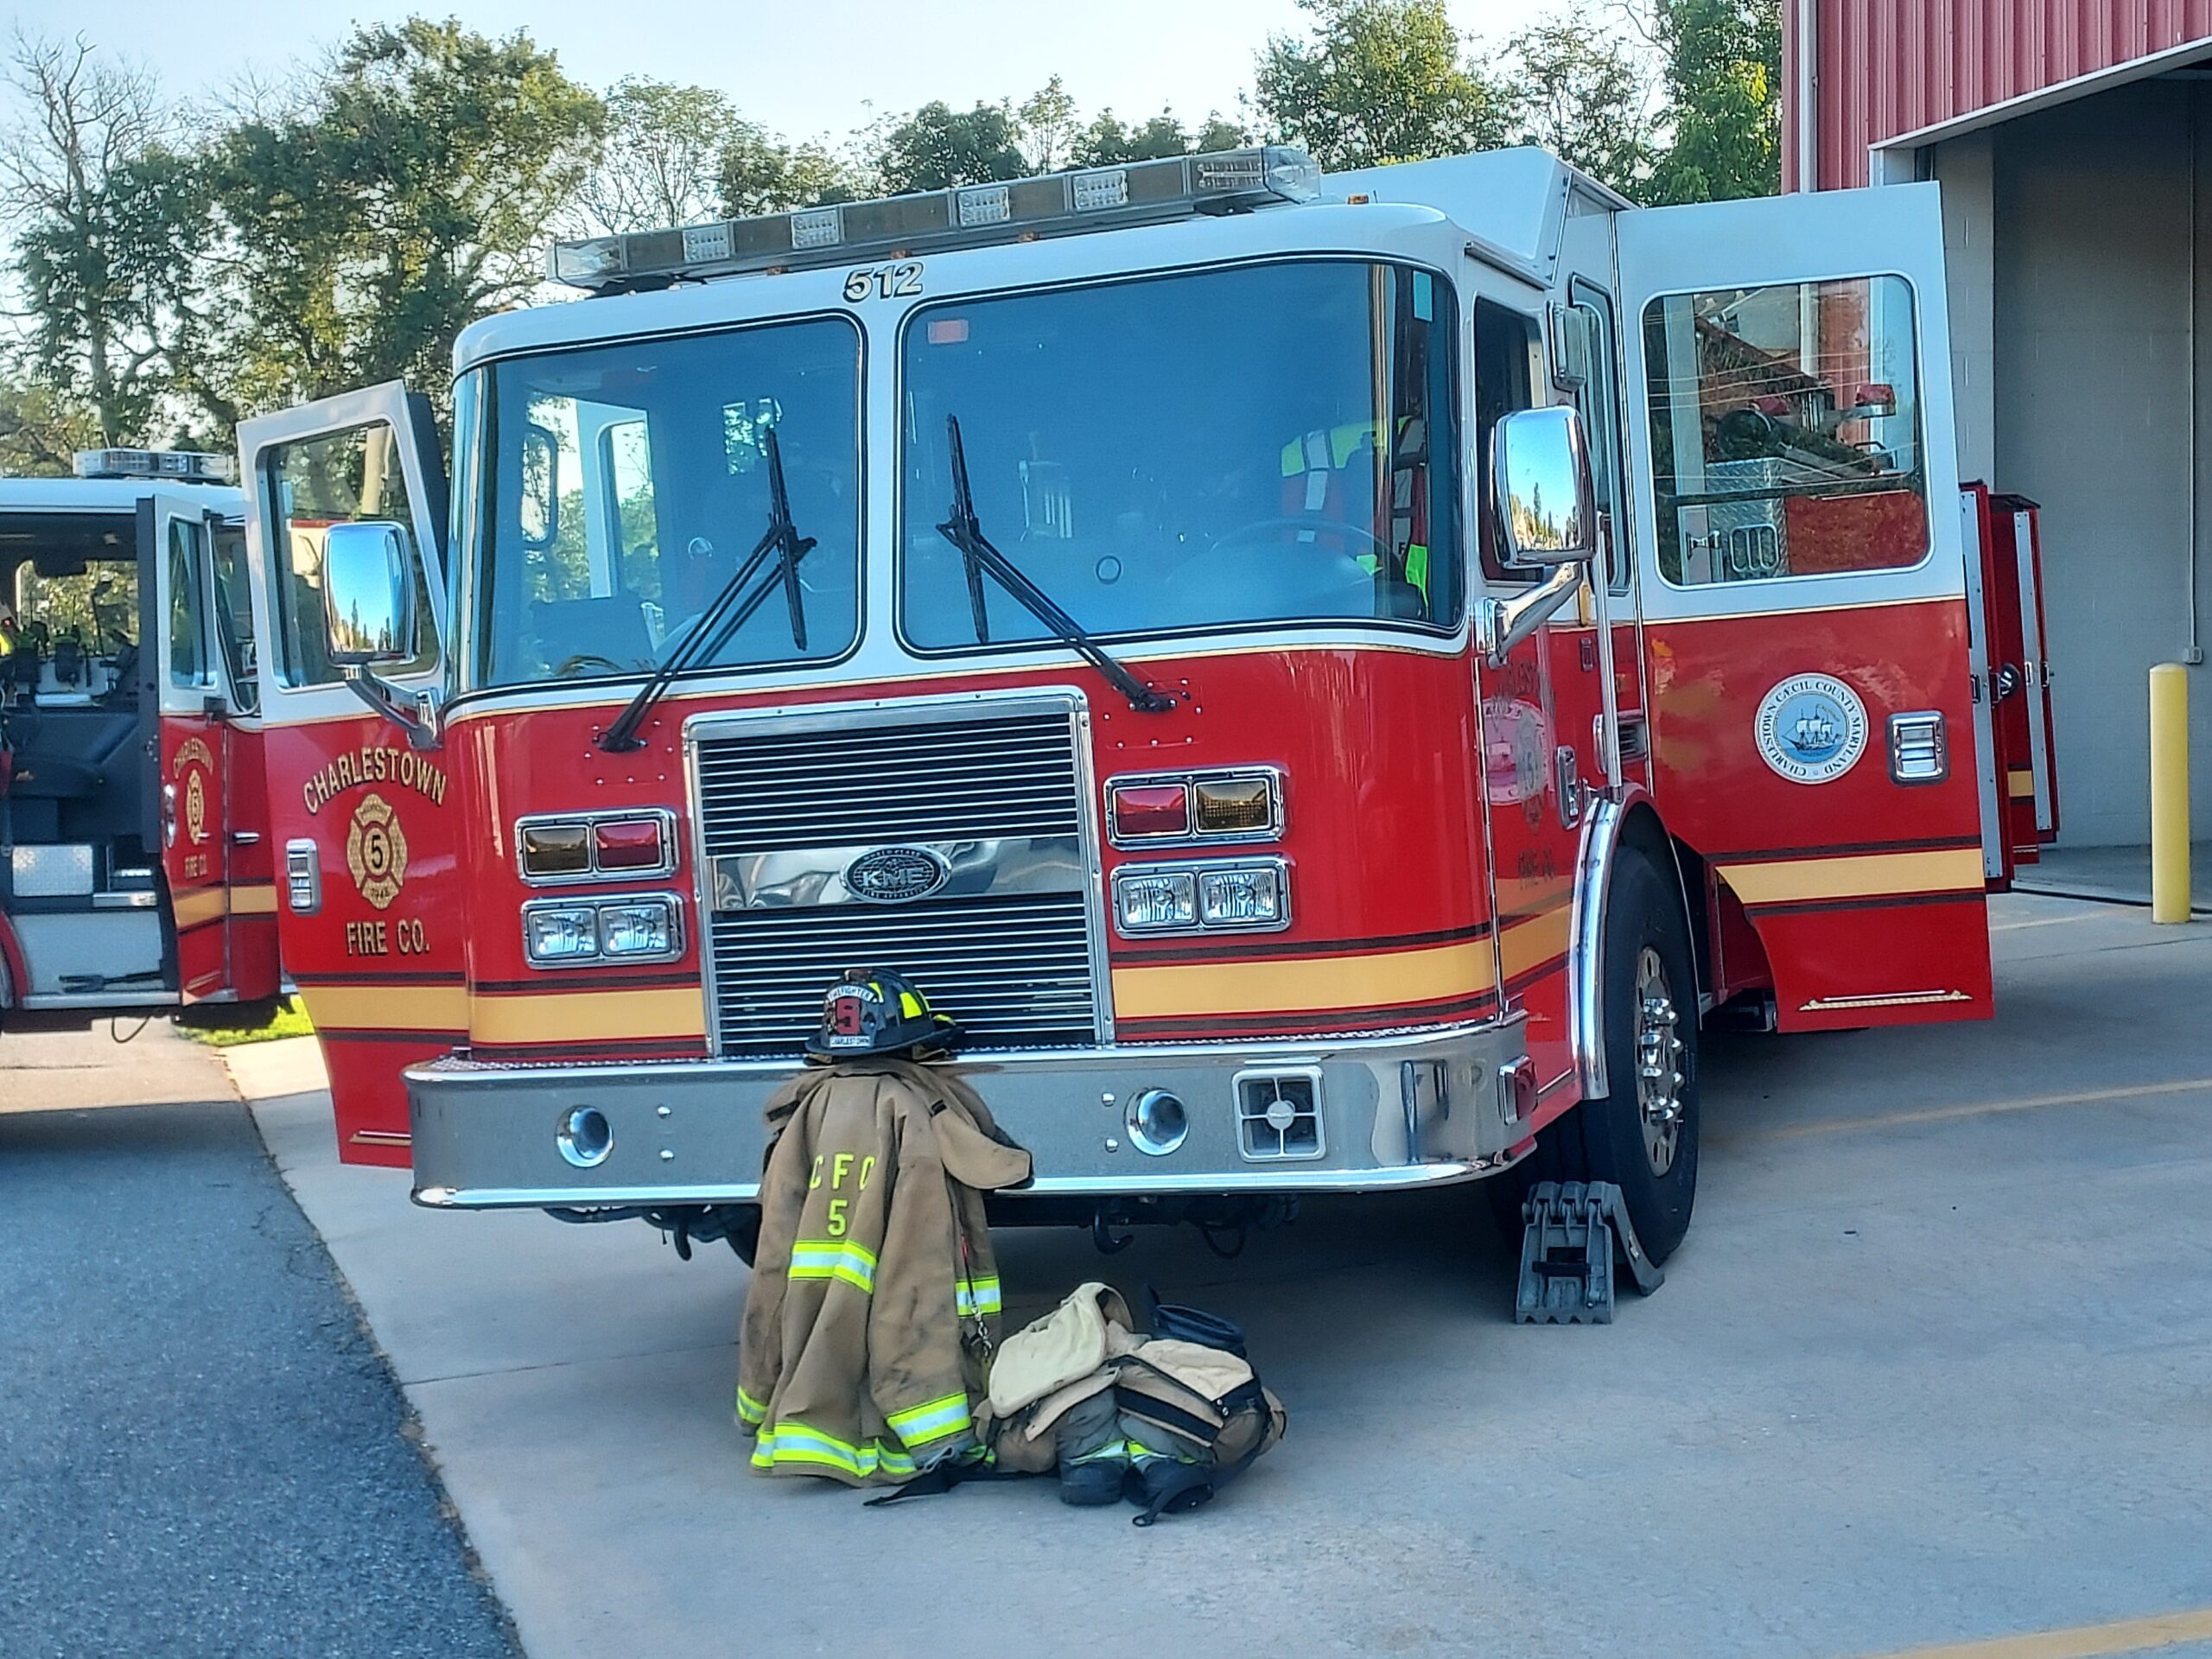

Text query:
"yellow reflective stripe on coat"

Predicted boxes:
[[788, 1237, 879, 1294], [750, 1421, 918, 1479], [734, 1386, 768, 1427], [955, 1275, 1001, 1318], [886, 1391, 972, 1449]]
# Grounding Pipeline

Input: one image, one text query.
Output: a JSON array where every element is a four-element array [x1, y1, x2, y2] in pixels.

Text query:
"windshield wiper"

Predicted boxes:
[[936, 415, 1175, 715], [598, 424, 815, 753]]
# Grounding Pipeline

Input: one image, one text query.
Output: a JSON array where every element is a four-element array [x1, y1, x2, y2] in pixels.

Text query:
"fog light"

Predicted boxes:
[[1114, 868, 1197, 931], [524, 903, 600, 963], [1127, 1089, 1188, 1156], [1199, 863, 1285, 927], [556, 1106, 613, 1168]]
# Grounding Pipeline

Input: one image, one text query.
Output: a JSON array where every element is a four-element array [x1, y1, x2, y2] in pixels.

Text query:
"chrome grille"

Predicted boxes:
[[690, 701, 1101, 1058], [711, 893, 1096, 1055], [696, 713, 1081, 855]]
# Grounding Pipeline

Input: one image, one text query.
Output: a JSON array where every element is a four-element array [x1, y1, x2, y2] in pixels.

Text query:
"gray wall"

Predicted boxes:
[[1935, 80, 2210, 848]]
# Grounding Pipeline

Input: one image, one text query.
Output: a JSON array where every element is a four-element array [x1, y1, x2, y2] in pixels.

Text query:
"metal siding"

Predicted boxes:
[[1798, 0, 2212, 188]]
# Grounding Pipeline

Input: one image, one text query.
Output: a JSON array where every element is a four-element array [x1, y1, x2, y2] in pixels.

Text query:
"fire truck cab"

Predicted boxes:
[[232, 145, 2044, 1263], [0, 451, 278, 1027]]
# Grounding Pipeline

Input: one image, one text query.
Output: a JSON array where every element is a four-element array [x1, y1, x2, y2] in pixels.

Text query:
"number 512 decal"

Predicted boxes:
[[843, 261, 923, 302]]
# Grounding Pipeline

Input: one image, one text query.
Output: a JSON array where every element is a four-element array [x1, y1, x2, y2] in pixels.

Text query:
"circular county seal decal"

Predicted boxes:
[[1755, 674, 1869, 785], [345, 791, 410, 910]]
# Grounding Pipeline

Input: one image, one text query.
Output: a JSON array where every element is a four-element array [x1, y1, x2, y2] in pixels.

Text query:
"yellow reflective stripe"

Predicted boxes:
[[887, 1391, 971, 1447], [750, 1421, 917, 1479], [734, 1387, 768, 1426], [955, 1276, 1002, 1317], [789, 1236, 878, 1294]]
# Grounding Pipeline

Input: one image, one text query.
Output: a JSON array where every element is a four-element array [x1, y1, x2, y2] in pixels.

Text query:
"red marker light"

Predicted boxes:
[[927, 318, 969, 345], [594, 818, 666, 871], [1109, 783, 1191, 840]]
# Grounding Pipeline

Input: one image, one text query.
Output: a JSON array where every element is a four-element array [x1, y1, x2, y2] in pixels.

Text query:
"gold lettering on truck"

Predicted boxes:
[[345, 792, 410, 911], [302, 747, 448, 816]]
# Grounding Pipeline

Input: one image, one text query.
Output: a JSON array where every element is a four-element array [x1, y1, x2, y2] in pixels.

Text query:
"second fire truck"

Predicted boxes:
[[229, 144, 2056, 1263]]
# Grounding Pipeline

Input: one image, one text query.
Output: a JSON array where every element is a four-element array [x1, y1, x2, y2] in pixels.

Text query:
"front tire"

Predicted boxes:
[[1488, 847, 1700, 1265]]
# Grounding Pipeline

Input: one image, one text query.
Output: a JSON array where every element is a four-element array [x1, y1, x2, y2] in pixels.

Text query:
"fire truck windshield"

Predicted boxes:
[[899, 258, 1461, 651], [467, 315, 861, 690]]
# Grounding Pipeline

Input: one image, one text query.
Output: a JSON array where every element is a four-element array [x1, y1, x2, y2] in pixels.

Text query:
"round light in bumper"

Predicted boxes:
[[1127, 1089, 1188, 1156], [556, 1106, 613, 1168]]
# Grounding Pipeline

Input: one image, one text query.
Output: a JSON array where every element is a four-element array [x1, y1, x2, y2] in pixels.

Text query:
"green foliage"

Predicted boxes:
[[1255, 0, 1510, 169], [0, 372, 99, 475], [586, 78, 742, 231], [876, 101, 1027, 193], [1072, 108, 1250, 168], [1643, 0, 1780, 204], [205, 18, 603, 413], [718, 129, 860, 217], [1017, 77, 1079, 171], [1504, 11, 1655, 198]]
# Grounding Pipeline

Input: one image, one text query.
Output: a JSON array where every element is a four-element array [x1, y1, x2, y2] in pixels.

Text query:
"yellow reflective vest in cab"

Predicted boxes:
[[737, 1058, 1032, 1485]]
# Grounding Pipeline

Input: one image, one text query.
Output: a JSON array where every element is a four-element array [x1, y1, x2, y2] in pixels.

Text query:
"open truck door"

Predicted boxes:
[[1617, 182, 1995, 1028], [235, 384, 460, 1165], [1961, 485, 2059, 881]]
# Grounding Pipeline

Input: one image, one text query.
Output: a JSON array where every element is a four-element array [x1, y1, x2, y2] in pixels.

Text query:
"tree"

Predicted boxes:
[[206, 18, 604, 415], [875, 101, 1027, 193], [1254, 0, 1510, 170], [582, 78, 745, 232], [1017, 76, 1078, 171], [1503, 11, 1655, 197], [0, 31, 200, 446], [1071, 107, 1250, 168], [0, 371, 98, 474], [717, 128, 860, 217], [1643, 0, 1779, 204]]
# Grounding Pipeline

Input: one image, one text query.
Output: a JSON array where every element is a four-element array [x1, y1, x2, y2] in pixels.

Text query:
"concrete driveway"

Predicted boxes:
[[232, 893, 2212, 1658]]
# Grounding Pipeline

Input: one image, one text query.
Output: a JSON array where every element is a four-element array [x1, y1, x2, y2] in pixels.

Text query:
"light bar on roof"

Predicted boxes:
[[547, 145, 1323, 294], [73, 448, 237, 484]]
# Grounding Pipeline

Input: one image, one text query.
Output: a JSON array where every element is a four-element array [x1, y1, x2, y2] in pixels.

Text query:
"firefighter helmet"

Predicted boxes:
[[805, 967, 963, 1061]]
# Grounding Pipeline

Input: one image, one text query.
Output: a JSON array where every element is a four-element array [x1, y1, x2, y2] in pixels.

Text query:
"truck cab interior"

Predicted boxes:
[[0, 501, 250, 1011]]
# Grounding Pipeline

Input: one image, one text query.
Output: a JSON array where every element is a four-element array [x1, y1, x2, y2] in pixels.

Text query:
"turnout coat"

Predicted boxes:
[[737, 1058, 1031, 1485]]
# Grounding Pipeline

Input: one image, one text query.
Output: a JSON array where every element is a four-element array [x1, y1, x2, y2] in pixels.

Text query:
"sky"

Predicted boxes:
[[13, 0, 1560, 144]]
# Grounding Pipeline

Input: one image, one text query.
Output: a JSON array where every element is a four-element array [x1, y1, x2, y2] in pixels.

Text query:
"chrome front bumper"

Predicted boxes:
[[406, 1015, 1533, 1210]]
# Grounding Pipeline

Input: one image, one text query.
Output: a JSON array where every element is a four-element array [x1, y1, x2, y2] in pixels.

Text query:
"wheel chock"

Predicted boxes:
[[1515, 1180, 1665, 1324]]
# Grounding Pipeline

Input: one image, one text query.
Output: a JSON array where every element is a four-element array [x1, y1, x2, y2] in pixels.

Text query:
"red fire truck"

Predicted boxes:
[[0, 450, 281, 1031], [229, 145, 2055, 1263]]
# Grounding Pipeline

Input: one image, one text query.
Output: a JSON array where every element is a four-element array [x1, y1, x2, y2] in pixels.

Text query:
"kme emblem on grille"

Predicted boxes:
[[844, 845, 950, 904]]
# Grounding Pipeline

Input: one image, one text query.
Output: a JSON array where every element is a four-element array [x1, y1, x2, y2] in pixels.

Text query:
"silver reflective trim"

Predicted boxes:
[[710, 835, 1084, 912], [513, 808, 678, 886], [1102, 765, 1285, 849]]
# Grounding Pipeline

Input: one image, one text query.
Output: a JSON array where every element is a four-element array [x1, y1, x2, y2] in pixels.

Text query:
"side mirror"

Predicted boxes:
[[520, 421, 560, 552], [322, 520, 417, 665], [1491, 405, 1597, 568]]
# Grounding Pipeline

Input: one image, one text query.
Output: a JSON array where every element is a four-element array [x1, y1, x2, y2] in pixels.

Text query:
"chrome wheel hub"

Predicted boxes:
[[1633, 945, 1686, 1177]]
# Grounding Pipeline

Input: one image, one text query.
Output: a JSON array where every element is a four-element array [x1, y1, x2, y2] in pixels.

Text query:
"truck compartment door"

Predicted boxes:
[[1958, 483, 2011, 884], [236, 384, 462, 1166], [1993, 493, 2060, 850], [1618, 183, 1994, 1030]]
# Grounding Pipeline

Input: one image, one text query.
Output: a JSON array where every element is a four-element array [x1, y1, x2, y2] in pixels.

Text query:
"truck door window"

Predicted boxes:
[[211, 524, 258, 713], [1565, 280, 1629, 592], [261, 423, 439, 687], [167, 518, 209, 689], [1473, 299, 1541, 583], [1643, 275, 1927, 586]]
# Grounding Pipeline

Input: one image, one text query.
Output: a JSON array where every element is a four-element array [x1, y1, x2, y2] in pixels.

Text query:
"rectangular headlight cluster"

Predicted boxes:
[[522, 893, 683, 968], [1112, 858, 1290, 937], [1107, 769, 1281, 846], [517, 811, 676, 883]]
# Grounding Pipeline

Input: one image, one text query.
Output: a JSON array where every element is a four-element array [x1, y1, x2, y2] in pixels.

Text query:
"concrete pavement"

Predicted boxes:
[[0, 1026, 518, 1659], [235, 893, 2212, 1659]]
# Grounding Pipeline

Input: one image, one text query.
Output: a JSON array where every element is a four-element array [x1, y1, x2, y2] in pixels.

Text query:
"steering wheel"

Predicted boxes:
[[552, 652, 632, 679]]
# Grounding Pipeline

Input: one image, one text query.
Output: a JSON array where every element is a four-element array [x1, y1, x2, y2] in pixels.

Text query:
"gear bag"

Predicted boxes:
[[874, 1281, 1287, 1523]]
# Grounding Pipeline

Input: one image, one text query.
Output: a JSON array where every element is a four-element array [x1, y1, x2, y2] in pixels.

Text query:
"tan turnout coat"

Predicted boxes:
[[736, 1058, 1030, 1485]]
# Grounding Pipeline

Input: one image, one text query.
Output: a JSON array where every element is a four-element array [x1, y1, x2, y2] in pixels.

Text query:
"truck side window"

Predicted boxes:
[[1643, 275, 1928, 586], [167, 519, 208, 689], [1473, 299, 1541, 583], [262, 423, 439, 688], [211, 524, 259, 715]]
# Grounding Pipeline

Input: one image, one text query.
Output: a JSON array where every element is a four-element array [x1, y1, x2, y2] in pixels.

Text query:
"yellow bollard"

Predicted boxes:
[[2149, 663, 2192, 923]]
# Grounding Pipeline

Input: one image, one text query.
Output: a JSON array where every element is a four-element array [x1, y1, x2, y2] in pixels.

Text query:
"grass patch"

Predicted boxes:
[[179, 1000, 316, 1048]]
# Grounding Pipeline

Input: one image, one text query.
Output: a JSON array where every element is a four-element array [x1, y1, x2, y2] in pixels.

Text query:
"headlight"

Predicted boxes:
[[1200, 864, 1282, 926], [600, 898, 675, 957], [523, 893, 683, 968], [1114, 868, 1197, 931], [524, 904, 600, 964]]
